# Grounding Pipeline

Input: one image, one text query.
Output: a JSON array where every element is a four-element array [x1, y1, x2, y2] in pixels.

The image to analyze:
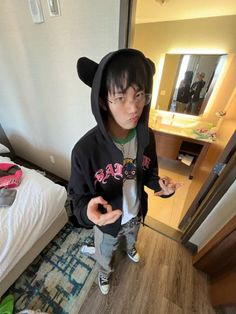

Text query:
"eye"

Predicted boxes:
[[115, 96, 125, 103], [135, 91, 145, 101], [112, 93, 125, 105]]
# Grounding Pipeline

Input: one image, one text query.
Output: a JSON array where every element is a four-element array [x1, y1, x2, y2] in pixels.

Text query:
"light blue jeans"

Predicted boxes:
[[94, 216, 141, 277]]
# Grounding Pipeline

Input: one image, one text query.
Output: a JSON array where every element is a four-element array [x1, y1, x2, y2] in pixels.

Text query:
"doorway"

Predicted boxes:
[[125, 0, 236, 241]]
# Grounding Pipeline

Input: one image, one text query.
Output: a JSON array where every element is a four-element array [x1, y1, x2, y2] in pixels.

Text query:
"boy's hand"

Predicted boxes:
[[154, 176, 183, 196], [87, 196, 122, 226]]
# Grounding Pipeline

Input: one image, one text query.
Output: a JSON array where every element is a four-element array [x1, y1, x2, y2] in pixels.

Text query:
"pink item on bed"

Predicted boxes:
[[0, 163, 22, 189]]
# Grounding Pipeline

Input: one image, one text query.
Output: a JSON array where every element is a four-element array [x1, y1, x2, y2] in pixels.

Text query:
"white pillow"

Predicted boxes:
[[0, 143, 10, 153]]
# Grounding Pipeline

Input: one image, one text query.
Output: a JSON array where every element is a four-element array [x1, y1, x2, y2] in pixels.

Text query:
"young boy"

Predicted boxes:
[[68, 48, 180, 295]]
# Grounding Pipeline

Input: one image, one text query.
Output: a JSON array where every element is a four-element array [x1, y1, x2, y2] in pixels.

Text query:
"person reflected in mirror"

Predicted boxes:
[[175, 70, 193, 113], [188, 72, 206, 115]]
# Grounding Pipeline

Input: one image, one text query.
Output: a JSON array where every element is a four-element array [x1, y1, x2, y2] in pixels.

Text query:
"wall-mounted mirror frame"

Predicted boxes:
[[156, 53, 227, 116]]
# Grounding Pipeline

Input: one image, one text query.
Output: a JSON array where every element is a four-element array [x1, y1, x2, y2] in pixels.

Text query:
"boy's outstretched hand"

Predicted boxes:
[[154, 176, 183, 196], [87, 196, 122, 226]]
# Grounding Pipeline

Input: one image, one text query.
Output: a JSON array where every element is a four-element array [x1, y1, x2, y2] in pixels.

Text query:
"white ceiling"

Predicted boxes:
[[135, 0, 236, 24]]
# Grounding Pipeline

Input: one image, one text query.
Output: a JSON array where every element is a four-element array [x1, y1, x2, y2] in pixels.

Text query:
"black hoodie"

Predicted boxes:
[[68, 48, 164, 237]]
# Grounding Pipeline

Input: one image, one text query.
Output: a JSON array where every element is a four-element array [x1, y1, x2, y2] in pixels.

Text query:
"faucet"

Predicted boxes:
[[170, 113, 175, 126]]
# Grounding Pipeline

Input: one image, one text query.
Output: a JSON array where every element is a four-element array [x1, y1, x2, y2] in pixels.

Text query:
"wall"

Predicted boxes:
[[0, 1, 120, 179], [190, 180, 236, 251], [133, 15, 236, 123]]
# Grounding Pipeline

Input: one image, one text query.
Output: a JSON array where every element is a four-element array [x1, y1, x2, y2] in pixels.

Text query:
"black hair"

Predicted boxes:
[[184, 71, 193, 85], [100, 53, 148, 97]]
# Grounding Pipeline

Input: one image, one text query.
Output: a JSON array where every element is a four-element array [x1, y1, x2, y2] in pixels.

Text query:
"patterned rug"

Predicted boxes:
[[7, 223, 97, 314]]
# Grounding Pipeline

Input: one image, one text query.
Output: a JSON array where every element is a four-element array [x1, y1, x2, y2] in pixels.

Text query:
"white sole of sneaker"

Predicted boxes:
[[80, 245, 95, 255], [98, 277, 109, 295], [127, 253, 140, 263]]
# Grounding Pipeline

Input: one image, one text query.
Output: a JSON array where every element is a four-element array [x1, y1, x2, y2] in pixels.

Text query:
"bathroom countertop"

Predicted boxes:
[[150, 124, 215, 143]]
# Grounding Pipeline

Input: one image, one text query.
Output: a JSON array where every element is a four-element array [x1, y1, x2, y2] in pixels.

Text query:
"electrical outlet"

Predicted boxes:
[[49, 155, 55, 164]]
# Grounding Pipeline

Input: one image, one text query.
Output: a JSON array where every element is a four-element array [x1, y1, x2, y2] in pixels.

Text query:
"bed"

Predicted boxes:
[[0, 125, 68, 297]]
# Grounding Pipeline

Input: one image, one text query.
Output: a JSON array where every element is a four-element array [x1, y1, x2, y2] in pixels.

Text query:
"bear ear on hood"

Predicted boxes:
[[146, 58, 155, 76], [77, 57, 98, 88]]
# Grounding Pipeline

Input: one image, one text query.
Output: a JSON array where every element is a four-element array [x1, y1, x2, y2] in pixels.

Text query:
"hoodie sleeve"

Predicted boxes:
[[144, 129, 174, 198], [68, 147, 95, 228]]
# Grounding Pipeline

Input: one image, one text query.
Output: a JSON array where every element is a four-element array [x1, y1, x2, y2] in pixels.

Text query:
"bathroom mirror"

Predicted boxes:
[[156, 53, 226, 116]]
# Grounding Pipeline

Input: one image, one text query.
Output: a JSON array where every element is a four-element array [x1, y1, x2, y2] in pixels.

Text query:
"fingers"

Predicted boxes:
[[175, 182, 184, 189], [158, 178, 168, 190], [154, 190, 164, 196], [87, 196, 108, 223], [87, 196, 122, 226], [155, 177, 183, 196], [89, 196, 108, 207], [96, 209, 122, 226], [92, 209, 122, 226], [159, 178, 174, 192], [103, 203, 112, 213], [161, 176, 171, 185]]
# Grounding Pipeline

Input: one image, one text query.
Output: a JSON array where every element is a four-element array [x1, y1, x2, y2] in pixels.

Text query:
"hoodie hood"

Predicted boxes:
[[77, 49, 155, 141]]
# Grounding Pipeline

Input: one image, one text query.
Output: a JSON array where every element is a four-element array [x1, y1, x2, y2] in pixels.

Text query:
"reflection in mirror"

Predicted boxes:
[[156, 54, 226, 116]]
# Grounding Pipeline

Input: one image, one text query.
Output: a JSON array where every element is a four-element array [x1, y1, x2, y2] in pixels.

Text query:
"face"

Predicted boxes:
[[106, 86, 147, 137], [197, 73, 204, 80]]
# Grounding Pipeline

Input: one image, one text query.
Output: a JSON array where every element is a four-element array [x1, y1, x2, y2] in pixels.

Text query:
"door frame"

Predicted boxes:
[[179, 131, 236, 238], [119, 0, 136, 49], [192, 214, 236, 307], [181, 147, 236, 244], [120, 2, 236, 246]]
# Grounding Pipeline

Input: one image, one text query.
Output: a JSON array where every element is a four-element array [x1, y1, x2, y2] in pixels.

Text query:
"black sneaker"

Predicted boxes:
[[127, 247, 140, 263], [98, 273, 109, 295]]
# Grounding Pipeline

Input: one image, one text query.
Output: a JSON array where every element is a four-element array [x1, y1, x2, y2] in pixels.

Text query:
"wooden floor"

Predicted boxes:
[[79, 226, 215, 314]]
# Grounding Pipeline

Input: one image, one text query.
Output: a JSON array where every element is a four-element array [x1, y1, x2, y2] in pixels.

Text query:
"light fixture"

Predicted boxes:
[[28, 0, 44, 24], [47, 0, 61, 17]]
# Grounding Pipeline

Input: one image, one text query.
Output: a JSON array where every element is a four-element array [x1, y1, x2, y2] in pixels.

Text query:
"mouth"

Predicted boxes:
[[129, 116, 139, 123]]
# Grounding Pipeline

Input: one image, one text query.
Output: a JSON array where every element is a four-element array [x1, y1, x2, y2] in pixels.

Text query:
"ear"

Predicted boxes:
[[99, 97, 107, 111]]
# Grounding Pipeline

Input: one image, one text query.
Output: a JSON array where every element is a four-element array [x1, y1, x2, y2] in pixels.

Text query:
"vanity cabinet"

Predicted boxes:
[[154, 130, 211, 179]]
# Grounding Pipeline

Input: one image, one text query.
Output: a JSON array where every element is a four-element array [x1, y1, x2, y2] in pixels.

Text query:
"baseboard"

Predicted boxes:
[[144, 215, 183, 242], [13, 156, 68, 187], [182, 241, 198, 254]]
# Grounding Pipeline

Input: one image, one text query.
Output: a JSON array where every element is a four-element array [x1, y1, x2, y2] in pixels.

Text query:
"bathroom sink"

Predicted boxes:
[[152, 124, 215, 142], [156, 125, 192, 137], [149, 110, 216, 142]]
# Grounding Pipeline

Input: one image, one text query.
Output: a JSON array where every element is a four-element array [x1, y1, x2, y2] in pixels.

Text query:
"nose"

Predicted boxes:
[[126, 98, 139, 113]]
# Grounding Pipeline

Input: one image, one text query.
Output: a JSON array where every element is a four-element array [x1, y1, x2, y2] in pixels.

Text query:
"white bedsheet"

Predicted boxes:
[[0, 156, 67, 281]]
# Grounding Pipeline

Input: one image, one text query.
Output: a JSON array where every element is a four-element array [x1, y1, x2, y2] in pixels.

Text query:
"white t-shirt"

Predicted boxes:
[[113, 130, 140, 225]]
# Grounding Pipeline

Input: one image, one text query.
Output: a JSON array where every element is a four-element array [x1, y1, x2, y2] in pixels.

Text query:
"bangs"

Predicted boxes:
[[102, 54, 148, 96]]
